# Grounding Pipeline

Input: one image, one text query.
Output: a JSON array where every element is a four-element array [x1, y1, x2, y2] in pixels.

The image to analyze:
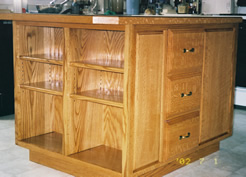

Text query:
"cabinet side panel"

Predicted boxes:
[[200, 29, 235, 143], [133, 33, 163, 170]]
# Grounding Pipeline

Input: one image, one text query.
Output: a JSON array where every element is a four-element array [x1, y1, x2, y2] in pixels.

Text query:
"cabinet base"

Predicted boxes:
[[29, 142, 219, 177], [139, 142, 219, 177]]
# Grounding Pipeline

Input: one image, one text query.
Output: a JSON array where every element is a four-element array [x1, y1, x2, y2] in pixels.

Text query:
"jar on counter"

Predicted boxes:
[[178, 0, 188, 14]]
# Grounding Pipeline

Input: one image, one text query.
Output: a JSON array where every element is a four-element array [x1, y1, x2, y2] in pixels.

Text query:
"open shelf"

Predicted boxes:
[[69, 145, 122, 173], [70, 60, 124, 73], [19, 54, 63, 66], [18, 132, 63, 154], [20, 82, 63, 96], [70, 89, 123, 108]]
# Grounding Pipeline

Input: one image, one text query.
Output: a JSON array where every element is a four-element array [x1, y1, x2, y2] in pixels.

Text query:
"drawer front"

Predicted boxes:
[[165, 116, 199, 160], [167, 30, 204, 74], [166, 76, 201, 117]]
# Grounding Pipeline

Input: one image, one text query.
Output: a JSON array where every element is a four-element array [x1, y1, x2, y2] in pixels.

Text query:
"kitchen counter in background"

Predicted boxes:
[[0, 13, 242, 25]]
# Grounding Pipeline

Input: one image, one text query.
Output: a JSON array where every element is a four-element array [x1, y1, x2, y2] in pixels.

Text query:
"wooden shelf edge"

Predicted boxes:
[[70, 94, 123, 108], [19, 55, 63, 66], [69, 62, 124, 73], [20, 83, 63, 96]]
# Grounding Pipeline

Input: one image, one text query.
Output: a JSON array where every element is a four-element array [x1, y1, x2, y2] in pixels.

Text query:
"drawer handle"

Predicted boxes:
[[183, 48, 195, 53], [179, 132, 190, 140], [181, 91, 192, 97]]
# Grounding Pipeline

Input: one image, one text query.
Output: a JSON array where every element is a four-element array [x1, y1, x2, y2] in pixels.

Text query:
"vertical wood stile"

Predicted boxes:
[[159, 30, 168, 162], [229, 25, 239, 135], [122, 24, 136, 177], [63, 28, 77, 155], [13, 22, 22, 141]]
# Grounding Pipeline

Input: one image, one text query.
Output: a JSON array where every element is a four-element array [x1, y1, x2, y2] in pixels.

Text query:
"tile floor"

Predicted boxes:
[[0, 109, 246, 177]]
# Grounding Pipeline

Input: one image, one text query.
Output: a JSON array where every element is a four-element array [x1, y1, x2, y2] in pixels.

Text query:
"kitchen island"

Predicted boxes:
[[0, 13, 242, 177]]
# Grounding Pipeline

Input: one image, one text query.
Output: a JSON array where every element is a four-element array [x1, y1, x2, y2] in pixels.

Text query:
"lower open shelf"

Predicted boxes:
[[18, 132, 63, 154], [70, 145, 122, 173], [18, 132, 122, 173]]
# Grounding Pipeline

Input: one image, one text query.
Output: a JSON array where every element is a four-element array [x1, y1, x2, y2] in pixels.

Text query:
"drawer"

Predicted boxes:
[[167, 29, 204, 74], [164, 116, 199, 160], [166, 76, 201, 117]]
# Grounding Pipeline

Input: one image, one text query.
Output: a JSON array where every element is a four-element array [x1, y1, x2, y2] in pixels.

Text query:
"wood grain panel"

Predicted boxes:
[[19, 54, 63, 65], [20, 82, 63, 96], [166, 76, 201, 117], [19, 132, 63, 154], [70, 100, 104, 153], [69, 29, 124, 66], [20, 90, 63, 139], [200, 29, 235, 143], [18, 26, 64, 58], [69, 100, 123, 154], [122, 24, 137, 177], [77, 68, 124, 94], [167, 29, 204, 75], [138, 142, 219, 177], [103, 106, 123, 150], [22, 61, 63, 87], [133, 33, 163, 170], [70, 145, 122, 173], [69, 60, 124, 73]]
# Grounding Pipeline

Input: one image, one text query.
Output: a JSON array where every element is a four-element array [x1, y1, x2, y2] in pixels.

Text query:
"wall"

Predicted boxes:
[[0, 0, 13, 11]]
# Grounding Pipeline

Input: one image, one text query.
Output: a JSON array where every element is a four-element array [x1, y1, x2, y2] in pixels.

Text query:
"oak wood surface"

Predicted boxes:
[[164, 116, 199, 160], [30, 150, 122, 177], [167, 29, 204, 74], [18, 25, 64, 58], [76, 68, 124, 94], [200, 28, 235, 143], [18, 132, 63, 154], [69, 60, 124, 73], [69, 145, 122, 173], [20, 90, 63, 139], [20, 82, 63, 96], [166, 76, 202, 117], [70, 89, 123, 108], [138, 142, 219, 177], [11, 17, 240, 177], [133, 32, 163, 170], [19, 54, 63, 66], [122, 24, 136, 177], [68, 29, 124, 63]]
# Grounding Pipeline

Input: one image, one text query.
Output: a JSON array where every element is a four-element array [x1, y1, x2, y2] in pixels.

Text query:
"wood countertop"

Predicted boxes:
[[0, 13, 242, 25]]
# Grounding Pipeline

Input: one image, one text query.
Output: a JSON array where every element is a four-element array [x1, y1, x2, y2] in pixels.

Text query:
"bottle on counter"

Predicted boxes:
[[126, 0, 139, 15], [72, 0, 80, 14], [178, 0, 188, 14]]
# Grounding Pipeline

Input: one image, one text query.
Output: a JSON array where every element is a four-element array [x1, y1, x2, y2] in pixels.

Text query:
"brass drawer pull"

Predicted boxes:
[[181, 91, 192, 97], [179, 132, 190, 140], [183, 48, 195, 53]]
